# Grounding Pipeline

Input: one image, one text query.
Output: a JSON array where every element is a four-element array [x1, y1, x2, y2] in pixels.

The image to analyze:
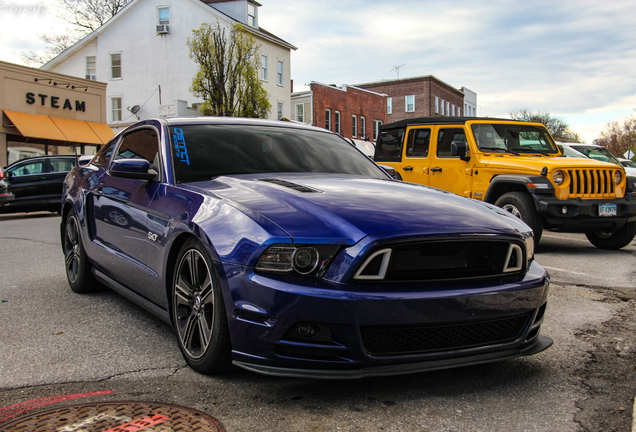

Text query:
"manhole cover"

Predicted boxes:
[[0, 401, 225, 432]]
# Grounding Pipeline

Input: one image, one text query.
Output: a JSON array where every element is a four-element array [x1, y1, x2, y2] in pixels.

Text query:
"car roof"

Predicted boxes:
[[379, 117, 525, 131], [6, 154, 78, 168], [162, 116, 331, 134]]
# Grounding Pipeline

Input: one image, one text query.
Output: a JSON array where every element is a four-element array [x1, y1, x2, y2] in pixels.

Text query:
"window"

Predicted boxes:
[[277, 61, 283, 86], [352, 115, 357, 138], [335, 111, 341, 134], [247, 3, 256, 27], [110, 53, 121, 79], [116, 129, 159, 162], [85, 56, 96, 80], [406, 128, 431, 158], [457, 107, 461, 116], [440, 99, 445, 116], [405, 95, 415, 112], [360, 116, 366, 139], [452, 104, 455, 116], [437, 128, 466, 157], [261, 55, 268, 81], [375, 127, 402, 162], [277, 102, 283, 120], [387, 97, 392, 114], [446, 101, 450, 117], [158, 7, 169, 24], [436, 97, 439, 114], [296, 104, 304, 123], [325, 109, 331, 130], [112, 97, 122, 122], [373, 119, 382, 140]]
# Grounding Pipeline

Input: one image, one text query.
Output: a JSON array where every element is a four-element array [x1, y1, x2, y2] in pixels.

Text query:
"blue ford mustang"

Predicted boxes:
[[61, 117, 551, 379]]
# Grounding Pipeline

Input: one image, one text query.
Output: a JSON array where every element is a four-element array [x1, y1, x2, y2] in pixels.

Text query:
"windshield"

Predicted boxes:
[[169, 124, 387, 183], [471, 123, 558, 155], [571, 146, 621, 165], [622, 159, 636, 168]]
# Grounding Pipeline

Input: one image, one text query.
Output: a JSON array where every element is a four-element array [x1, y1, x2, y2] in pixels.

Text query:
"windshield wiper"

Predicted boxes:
[[480, 147, 520, 156]]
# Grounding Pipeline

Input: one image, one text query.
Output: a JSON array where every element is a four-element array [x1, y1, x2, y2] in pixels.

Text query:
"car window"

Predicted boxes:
[[437, 128, 466, 157], [9, 161, 45, 177], [169, 124, 386, 183], [92, 139, 118, 168], [115, 129, 159, 162], [472, 124, 558, 154], [406, 128, 431, 158], [375, 129, 405, 162], [50, 158, 75, 173]]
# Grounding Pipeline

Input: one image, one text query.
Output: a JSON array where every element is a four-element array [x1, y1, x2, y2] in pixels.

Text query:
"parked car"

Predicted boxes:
[[0, 155, 79, 214], [618, 157, 636, 169], [374, 119, 636, 249], [0, 168, 15, 206], [561, 142, 636, 177], [61, 117, 551, 378], [556, 143, 588, 158]]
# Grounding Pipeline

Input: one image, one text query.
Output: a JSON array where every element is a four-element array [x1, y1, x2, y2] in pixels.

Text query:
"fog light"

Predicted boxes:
[[298, 323, 311, 336], [562, 206, 568, 214], [297, 322, 321, 338]]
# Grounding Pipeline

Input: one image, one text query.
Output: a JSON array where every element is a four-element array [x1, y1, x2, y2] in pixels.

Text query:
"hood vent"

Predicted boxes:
[[258, 178, 322, 193]]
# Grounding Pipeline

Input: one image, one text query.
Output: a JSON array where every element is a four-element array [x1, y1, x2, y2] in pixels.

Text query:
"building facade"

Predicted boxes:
[[291, 82, 388, 143], [357, 76, 476, 124], [0, 61, 112, 167], [41, 0, 296, 131]]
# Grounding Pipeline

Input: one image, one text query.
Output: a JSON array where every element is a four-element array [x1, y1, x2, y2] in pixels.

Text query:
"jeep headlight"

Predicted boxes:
[[552, 170, 564, 186], [255, 244, 341, 277], [614, 170, 623, 185]]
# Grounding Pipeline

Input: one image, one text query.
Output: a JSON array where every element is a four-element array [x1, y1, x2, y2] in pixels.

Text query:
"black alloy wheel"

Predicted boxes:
[[62, 210, 100, 293]]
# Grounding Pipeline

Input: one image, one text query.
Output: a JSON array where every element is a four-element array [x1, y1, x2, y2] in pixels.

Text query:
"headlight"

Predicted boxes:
[[614, 170, 623, 185], [255, 244, 341, 277], [552, 170, 564, 186]]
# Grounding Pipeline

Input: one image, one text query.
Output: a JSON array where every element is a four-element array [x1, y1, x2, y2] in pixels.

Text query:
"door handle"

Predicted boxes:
[[403, 166, 413, 171], [431, 167, 442, 172]]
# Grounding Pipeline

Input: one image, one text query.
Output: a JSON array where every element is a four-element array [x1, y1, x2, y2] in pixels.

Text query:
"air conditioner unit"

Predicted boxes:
[[156, 24, 169, 34], [85, 74, 96, 81]]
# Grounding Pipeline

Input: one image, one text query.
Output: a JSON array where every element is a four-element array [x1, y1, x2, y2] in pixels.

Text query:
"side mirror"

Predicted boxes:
[[78, 155, 93, 166], [109, 159, 158, 181], [451, 142, 471, 162]]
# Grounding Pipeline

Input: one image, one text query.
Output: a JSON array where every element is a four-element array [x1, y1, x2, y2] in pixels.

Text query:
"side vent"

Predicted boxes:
[[258, 178, 322, 193], [354, 249, 392, 280], [156, 24, 169, 34]]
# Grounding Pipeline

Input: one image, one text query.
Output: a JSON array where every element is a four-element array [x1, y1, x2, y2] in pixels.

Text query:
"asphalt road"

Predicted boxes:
[[0, 213, 634, 431]]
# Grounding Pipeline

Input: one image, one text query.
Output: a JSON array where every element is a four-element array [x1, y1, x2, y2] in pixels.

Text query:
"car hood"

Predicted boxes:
[[188, 173, 527, 245], [480, 155, 620, 172]]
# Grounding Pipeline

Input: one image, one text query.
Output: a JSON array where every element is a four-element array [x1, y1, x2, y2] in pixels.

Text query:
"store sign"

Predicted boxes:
[[26, 92, 86, 112]]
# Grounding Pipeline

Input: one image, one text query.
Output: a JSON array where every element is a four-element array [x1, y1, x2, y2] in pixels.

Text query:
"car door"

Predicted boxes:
[[5, 158, 49, 211], [428, 126, 473, 198], [91, 127, 160, 291], [45, 157, 76, 207], [397, 126, 433, 185]]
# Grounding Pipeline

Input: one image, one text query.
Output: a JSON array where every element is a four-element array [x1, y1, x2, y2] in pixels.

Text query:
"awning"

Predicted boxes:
[[3, 110, 114, 145]]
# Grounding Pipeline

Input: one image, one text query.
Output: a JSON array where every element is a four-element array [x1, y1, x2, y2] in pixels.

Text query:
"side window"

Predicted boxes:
[[50, 158, 75, 173], [437, 128, 466, 157], [115, 129, 159, 162], [375, 129, 405, 162], [406, 128, 431, 158], [93, 139, 118, 168], [10, 161, 45, 177]]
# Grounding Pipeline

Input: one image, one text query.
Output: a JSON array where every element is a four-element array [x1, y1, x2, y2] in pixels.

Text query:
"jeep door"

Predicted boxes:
[[396, 126, 433, 185], [428, 126, 473, 198]]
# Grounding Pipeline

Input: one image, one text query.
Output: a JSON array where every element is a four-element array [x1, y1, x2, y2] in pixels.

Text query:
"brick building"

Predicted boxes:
[[356, 76, 476, 123], [291, 82, 388, 142]]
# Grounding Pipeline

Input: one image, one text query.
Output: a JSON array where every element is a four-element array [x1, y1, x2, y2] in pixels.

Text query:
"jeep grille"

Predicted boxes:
[[568, 168, 615, 198]]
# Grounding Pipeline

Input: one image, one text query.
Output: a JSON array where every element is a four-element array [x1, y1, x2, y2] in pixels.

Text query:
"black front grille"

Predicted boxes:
[[385, 240, 521, 281], [360, 313, 531, 355]]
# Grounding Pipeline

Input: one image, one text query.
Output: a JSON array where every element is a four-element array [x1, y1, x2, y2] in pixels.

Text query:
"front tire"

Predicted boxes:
[[495, 192, 544, 244], [172, 238, 232, 374], [585, 221, 636, 249], [62, 209, 101, 293]]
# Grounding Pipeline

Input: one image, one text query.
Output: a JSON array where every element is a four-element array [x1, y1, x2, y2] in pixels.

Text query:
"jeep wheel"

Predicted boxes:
[[495, 192, 543, 244], [585, 221, 636, 249]]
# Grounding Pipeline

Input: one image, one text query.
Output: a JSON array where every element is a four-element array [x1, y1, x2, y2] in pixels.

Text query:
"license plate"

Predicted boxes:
[[599, 204, 617, 217]]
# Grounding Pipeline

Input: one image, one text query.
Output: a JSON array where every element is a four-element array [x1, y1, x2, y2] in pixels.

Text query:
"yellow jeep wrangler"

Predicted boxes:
[[374, 118, 636, 249]]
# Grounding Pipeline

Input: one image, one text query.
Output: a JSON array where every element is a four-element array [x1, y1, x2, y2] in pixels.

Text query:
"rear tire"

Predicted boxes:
[[62, 209, 101, 293], [585, 221, 636, 249], [495, 192, 543, 244], [171, 238, 233, 374]]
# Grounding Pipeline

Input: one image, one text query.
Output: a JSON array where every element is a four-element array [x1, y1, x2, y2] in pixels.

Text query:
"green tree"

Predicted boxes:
[[509, 109, 583, 142], [187, 22, 271, 118], [20, 0, 132, 66], [594, 115, 636, 158]]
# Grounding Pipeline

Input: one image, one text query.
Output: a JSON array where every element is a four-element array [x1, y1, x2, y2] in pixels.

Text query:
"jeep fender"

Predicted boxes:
[[484, 174, 554, 208]]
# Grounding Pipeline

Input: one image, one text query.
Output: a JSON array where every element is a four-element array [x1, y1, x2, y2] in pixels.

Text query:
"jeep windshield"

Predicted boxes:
[[471, 124, 559, 155]]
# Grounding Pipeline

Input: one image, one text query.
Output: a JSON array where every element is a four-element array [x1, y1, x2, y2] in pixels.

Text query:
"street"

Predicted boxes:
[[0, 212, 634, 431]]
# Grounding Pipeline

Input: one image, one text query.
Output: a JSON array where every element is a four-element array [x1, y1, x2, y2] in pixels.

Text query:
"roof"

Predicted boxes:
[[380, 117, 518, 130]]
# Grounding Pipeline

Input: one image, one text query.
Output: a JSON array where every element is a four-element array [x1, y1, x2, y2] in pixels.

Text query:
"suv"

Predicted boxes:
[[375, 117, 636, 249], [0, 155, 79, 214]]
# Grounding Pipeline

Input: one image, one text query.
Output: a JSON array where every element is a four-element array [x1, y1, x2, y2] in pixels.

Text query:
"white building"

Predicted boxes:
[[41, 0, 296, 131], [461, 87, 477, 117]]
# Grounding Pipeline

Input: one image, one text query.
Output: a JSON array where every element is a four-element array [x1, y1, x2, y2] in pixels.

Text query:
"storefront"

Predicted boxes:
[[0, 60, 113, 167]]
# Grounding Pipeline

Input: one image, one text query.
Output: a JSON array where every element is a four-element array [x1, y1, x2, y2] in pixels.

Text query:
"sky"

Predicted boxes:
[[1, 0, 635, 143]]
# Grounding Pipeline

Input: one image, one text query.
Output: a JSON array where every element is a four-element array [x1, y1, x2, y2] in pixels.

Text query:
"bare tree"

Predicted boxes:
[[510, 109, 582, 143], [594, 115, 636, 157], [20, 0, 132, 66]]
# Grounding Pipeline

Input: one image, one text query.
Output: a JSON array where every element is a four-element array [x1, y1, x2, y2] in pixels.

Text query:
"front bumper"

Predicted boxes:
[[221, 260, 551, 378], [535, 194, 636, 232]]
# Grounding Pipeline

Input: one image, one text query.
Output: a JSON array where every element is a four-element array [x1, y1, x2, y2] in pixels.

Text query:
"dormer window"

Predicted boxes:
[[247, 3, 256, 27]]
